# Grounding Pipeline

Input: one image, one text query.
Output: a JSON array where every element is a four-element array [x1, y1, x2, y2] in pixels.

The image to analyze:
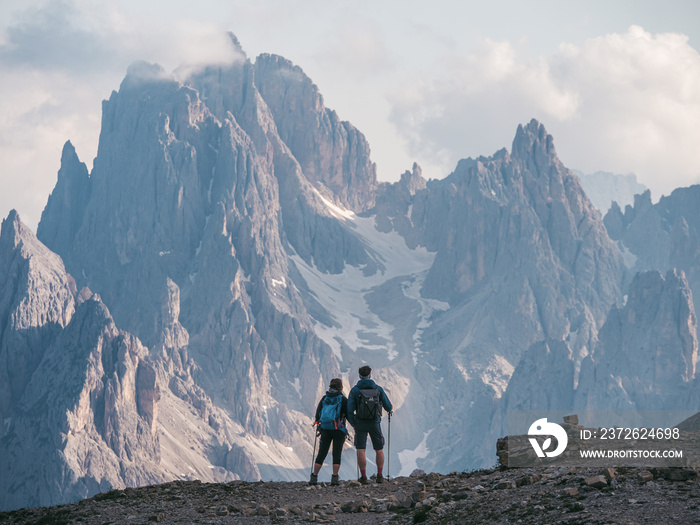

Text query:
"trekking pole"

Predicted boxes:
[[311, 425, 318, 474], [388, 412, 391, 479], [356, 431, 360, 481]]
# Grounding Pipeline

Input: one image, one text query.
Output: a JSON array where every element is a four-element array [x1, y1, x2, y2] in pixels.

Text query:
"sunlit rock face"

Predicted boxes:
[[0, 212, 161, 510]]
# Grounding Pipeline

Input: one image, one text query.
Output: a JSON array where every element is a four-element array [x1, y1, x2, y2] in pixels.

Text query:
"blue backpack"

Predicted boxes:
[[319, 395, 344, 430]]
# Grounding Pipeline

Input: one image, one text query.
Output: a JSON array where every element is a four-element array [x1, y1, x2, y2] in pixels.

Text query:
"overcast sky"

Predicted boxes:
[[1, 0, 700, 230]]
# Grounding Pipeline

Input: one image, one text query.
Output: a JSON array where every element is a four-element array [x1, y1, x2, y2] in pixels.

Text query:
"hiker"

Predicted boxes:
[[310, 378, 348, 486], [347, 365, 393, 484]]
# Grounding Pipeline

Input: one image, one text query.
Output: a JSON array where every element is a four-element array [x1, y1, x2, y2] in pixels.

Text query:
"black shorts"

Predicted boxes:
[[353, 420, 384, 450]]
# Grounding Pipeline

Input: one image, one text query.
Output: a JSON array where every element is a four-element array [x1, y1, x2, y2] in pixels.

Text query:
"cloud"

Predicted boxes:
[[0, 1, 250, 229], [312, 12, 393, 78], [390, 26, 700, 197], [0, 1, 246, 75], [389, 38, 579, 176], [0, 0, 125, 73]]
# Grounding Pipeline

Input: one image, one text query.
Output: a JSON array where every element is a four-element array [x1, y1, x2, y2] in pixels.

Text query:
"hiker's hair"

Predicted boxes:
[[358, 365, 372, 378], [329, 378, 343, 391]]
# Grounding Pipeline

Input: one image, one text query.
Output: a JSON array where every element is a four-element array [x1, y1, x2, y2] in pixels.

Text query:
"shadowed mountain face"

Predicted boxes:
[[502, 269, 699, 420], [605, 186, 700, 341], [1, 35, 687, 511]]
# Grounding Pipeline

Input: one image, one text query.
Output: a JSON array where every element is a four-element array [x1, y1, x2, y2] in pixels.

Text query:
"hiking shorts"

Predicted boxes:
[[353, 420, 384, 450]]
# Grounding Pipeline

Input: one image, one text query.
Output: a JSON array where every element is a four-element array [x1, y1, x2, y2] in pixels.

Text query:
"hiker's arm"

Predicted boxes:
[[314, 397, 323, 424], [346, 390, 356, 427], [380, 387, 393, 414]]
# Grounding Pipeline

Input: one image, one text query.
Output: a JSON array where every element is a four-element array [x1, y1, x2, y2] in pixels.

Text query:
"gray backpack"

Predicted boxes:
[[356, 388, 382, 421]]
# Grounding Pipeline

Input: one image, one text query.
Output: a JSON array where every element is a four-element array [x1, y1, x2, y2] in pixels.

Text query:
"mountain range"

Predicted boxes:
[[1, 34, 697, 511]]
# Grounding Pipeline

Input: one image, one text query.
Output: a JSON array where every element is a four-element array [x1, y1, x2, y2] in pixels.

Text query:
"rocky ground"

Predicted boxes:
[[2, 465, 700, 524]]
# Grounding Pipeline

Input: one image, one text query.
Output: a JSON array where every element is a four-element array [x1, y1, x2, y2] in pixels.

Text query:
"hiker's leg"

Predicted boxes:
[[331, 434, 342, 485], [357, 448, 367, 471], [368, 422, 385, 474], [314, 430, 332, 473], [331, 431, 344, 470], [375, 449, 384, 470], [354, 423, 370, 479]]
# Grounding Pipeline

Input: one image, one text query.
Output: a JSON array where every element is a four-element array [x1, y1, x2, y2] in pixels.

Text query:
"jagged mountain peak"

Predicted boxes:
[[255, 52, 325, 110], [2, 210, 70, 269], [0, 209, 22, 247], [399, 163, 427, 195], [58, 140, 89, 180], [226, 31, 247, 60], [253, 52, 377, 211], [60, 140, 78, 164], [511, 118, 556, 162], [121, 61, 172, 91]]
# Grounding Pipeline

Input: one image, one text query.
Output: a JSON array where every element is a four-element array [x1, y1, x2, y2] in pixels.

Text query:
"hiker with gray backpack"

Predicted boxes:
[[347, 365, 393, 484], [310, 378, 348, 486]]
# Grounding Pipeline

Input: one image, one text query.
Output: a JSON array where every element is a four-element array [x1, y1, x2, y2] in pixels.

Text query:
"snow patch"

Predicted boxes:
[[313, 188, 355, 221], [402, 272, 449, 364], [397, 430, 432, 477], [271, 277, 287, 288], [291, 378, 301, 397], [291, 214, 436, 362]]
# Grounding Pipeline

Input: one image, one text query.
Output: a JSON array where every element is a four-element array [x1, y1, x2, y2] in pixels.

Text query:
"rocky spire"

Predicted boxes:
[[511, 118, 557, 165], [576, 269, 698, 410], [37, 141, 91, 252]]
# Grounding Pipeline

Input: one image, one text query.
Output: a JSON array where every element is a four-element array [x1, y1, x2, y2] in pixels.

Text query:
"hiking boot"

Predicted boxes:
[[359, 475, 369, 484], [309, 473, 318, 486], [331, 474, 339, 486], [376, 473, 384, 484]]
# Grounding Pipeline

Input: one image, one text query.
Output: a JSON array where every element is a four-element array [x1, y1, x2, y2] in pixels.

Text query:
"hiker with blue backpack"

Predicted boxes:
[[310, 378, 348, 486], [347, 365, 393, 484]]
